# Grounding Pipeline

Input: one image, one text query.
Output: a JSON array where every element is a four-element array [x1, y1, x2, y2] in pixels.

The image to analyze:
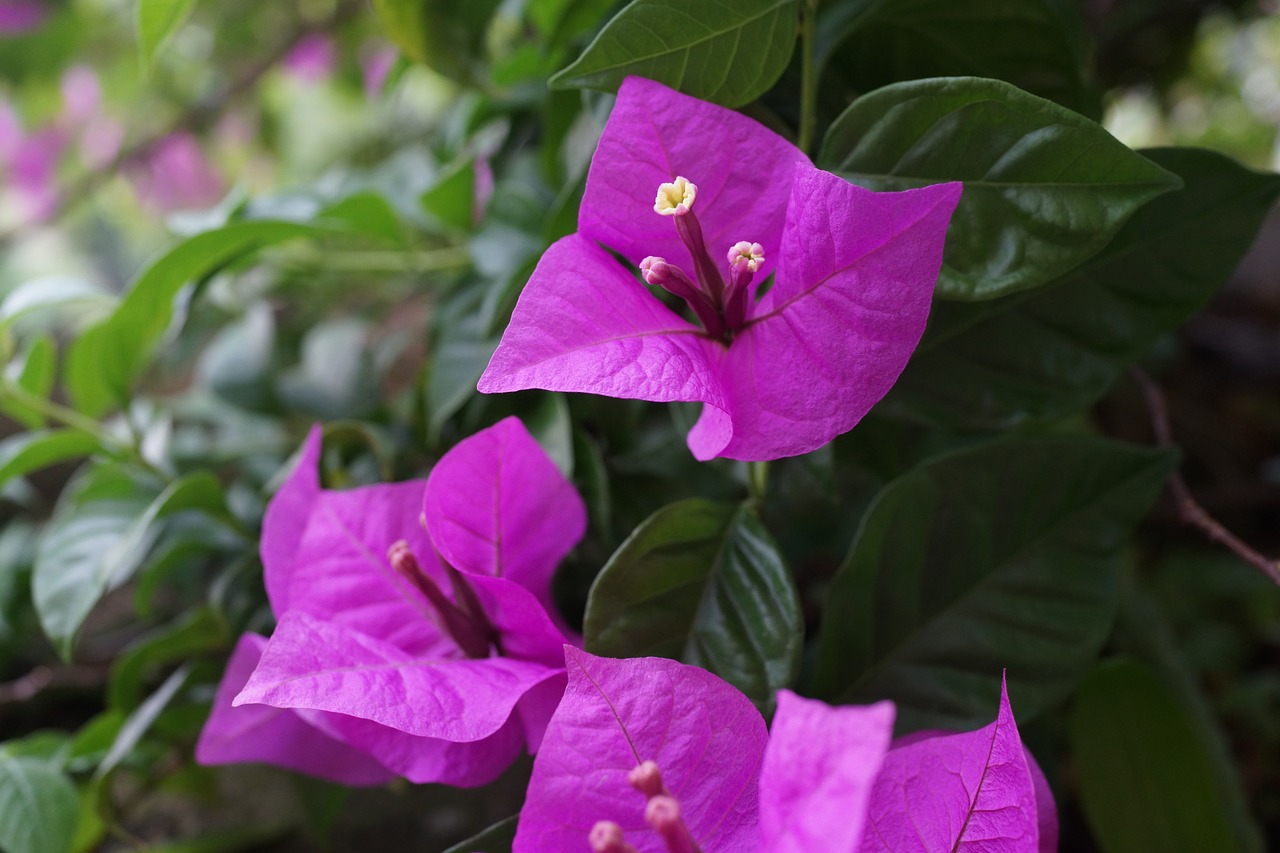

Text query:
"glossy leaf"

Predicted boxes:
[[108, 606, 228, 710], [421, 160, 477, 232], [98, 663, 192, 776], [584, 499, 802, 711], [0, 277, 114, 333], [0, 754, 78, 853], [372, 0, 503, 81], [885, 147, 1280, 426], [813, 436, 1177, 731], [819, 77, 1181, 299], [550, 0, 799, 107], [64, 220, 335, 416], [817, 0, 1096, 117], [137, 0, 197, 68], [1070, 659, 1245, 852]]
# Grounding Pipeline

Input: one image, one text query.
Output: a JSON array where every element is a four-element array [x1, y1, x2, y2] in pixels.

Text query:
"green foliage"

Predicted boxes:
[[551, 0, 799, 107], [1070, 659, 1256, 852], [585, 499, 802, 712], [813, 436, 1177, 731], [886, 147, 1280, 426], [136, 0, 197, 69], [0, 754, 79, 853], [820, 77, 1182, 299]]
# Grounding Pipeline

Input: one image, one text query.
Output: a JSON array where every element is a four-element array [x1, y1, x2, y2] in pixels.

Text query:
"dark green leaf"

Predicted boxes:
[[812, 436, 1177, 731], [64, 220, 337, 416], [886, 147, 1280, 427], [441, 815, 518, 853], [137, 0, 197, 68], [526, 393, 574, 478], [550, 0, 799, 108], [0, 754, 79, 853], [0, 429, 101, 493], [817, 0, 1097, 117], [819, 77, 1181, 299], [1070, 659, 1249, 852], [585, 499, 802, 711]]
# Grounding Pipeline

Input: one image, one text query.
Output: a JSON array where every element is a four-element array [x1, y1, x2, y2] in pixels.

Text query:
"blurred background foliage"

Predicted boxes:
[[0, 0, 1277, 850]]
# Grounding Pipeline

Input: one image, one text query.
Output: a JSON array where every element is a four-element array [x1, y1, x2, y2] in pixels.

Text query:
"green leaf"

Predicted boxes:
[[0, 430, 101, 493], [33, 472, 232, 659], [137, 0, 197, 68], [64, 220, 336, 416], [441, 815, 518, 853], [817, 0, 1097, 117], [2, 336, 57, 429], [819, 77, 1181, 299], [1070, 659, 1249, 852], [421, 161, 477, 232], [812, 435, 1177, 731], [550, 0, 799, 107], [98, 663, 192, 776], [585, 499, 802, 712], [526, 393, 574, 478], [0, 754, 79, 853], [109, 607, 228, 710], [886, 147, 1280, 427]]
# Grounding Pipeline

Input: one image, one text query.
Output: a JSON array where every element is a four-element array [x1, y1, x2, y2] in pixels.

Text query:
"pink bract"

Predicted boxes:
[[479, 77, 961, 462], [197, 417, 586, 786], [515, 653, 1052, 852]]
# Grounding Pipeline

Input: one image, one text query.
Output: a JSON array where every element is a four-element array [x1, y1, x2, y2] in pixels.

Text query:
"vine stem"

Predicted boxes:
[[1131, 367, 1280, 586], [797, 0, 821, 156], [748, 460, 770, 502]]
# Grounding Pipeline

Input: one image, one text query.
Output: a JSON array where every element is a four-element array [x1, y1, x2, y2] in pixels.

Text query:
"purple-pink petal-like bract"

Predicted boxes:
[[479, 76, 962, 462], [515, 655, 1053, 852], [759, 690, 894, 852], [862, 677, 1042, 852], [197, 417, 586, 787], [514, 648, 766, 853]]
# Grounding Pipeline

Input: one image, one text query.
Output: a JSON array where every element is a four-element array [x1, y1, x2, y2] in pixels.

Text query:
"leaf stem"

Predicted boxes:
[[797, 0, 821, 156]]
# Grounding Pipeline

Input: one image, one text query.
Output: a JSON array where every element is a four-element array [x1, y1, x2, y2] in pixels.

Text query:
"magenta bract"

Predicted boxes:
[[515, 652, 1053, 852], [479, 77, 962, 461], [196, 416, 586, 786]]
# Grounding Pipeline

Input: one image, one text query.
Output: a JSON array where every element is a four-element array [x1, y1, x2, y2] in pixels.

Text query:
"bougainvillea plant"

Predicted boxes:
[[2, 0, 1278, 850]]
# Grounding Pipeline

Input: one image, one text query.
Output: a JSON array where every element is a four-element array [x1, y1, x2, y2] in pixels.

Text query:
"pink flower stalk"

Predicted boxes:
[[283, 33, 336, 85], [0, 0, 45, 34], [197, 417, 587, 786], [478, 77, 962, 461], [514, 650, 1055, 852], [127, 132, 223, 213]]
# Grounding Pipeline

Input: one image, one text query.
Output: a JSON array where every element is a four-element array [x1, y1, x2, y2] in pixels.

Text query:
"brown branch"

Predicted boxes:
[[1131, 366, 1280, 585], [0, 0, 363, 250], [0, 663, 108, 706]]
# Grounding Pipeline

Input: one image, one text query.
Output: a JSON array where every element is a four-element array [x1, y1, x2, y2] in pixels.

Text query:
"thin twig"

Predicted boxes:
[[0, 0, 363, 249], [0, 663, 107, 706], [1131, 366, 1280, 585]]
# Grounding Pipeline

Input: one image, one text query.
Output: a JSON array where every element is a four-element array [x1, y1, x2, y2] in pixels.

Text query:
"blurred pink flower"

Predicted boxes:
[[360, 42, 397, 97], [78, 116, 123, 170], [9, 128, 65, 222], [128, 132, 224, 213], [59, 66, 101, 128], [0, 99, 20, 164], [283, 34, 336, 85], [0, 0, 46, 35]]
